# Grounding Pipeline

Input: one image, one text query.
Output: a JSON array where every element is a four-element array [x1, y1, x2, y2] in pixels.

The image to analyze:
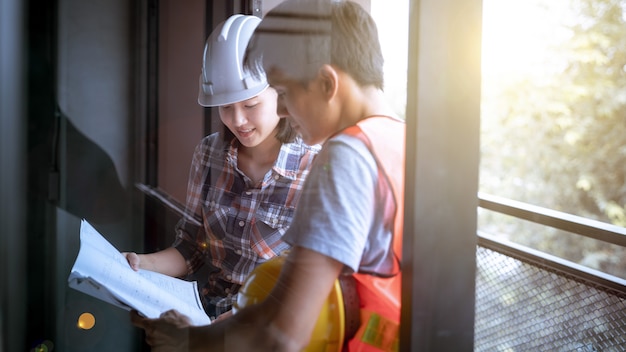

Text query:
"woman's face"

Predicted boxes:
[[219, 88, 281, 147]]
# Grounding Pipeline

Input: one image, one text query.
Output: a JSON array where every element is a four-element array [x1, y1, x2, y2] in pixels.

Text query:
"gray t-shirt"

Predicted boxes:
[[283, 133, 396, 275]]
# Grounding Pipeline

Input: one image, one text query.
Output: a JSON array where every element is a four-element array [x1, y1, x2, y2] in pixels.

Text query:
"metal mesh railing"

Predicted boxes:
[[475, 246, 626, 351]]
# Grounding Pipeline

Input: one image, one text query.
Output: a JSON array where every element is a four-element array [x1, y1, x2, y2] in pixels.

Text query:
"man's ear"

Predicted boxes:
[[318, 64, 339, 101]]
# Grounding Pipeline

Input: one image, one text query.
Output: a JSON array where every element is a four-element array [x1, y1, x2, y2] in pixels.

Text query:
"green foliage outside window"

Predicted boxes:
[[479, 0, 626, 277]]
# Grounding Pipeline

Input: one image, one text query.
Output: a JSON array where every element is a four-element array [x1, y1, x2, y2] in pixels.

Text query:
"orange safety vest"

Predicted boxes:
[[341, 116, 405, 352]]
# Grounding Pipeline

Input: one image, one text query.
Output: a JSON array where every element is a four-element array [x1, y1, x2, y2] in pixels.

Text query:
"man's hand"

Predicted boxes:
[[130, 310, 192, 351], [212, 310, 233, 323]]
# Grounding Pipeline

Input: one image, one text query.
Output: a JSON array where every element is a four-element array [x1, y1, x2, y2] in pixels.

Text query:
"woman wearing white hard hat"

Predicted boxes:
[[123, 14, 320, 321]]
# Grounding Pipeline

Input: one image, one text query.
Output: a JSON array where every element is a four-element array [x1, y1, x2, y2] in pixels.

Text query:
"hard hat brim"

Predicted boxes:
[[198, 76, 269, 107]]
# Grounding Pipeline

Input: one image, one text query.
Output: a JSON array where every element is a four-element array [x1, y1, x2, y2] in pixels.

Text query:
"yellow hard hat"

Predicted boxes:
[[233, 255, 359, 351]]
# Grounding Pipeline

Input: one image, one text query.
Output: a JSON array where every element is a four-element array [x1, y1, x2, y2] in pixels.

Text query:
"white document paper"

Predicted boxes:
[[68, 219, 211, 326]]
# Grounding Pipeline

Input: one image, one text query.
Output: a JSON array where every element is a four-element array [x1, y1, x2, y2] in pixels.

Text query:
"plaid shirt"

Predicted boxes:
[[173, 133, 319, 317]]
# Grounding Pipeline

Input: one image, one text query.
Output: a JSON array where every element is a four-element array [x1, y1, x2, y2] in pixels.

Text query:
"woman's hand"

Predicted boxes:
[[122, 252, 142, 271], [121, 248, 187, 277]]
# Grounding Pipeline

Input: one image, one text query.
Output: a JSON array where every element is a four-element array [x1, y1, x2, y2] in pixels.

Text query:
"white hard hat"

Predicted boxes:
[[198, 14, 268, 107]]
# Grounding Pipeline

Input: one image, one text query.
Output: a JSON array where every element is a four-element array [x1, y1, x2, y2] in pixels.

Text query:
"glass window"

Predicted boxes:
[[155, 0, 206, 203], [480, 0, 626, 276], [371, 0, 409, 119]]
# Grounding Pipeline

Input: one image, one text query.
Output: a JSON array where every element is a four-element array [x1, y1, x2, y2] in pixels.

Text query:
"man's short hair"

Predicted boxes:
[[245, 0, 384, 90]]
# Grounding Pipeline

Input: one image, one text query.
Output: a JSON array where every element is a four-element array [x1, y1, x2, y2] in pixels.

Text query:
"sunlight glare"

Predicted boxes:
[[482, 0, 571, 81]]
